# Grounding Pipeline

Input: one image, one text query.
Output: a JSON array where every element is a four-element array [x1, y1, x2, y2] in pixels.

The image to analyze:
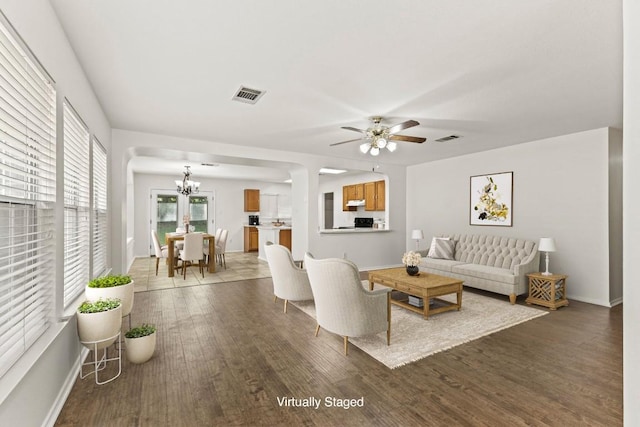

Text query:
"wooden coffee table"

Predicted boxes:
[[368, 268, 463, 319]]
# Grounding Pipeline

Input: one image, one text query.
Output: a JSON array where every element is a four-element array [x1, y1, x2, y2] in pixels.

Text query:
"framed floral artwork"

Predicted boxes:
[[470, 172, 513, 226]]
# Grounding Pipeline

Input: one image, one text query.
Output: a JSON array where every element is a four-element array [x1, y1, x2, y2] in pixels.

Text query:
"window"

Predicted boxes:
[[0, 16, 56, 378], [63, 101, 90, 307], [92, 138, 107, 277]]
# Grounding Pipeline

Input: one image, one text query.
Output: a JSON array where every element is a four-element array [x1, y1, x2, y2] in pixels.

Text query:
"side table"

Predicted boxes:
[[526, 272, 569, 310]]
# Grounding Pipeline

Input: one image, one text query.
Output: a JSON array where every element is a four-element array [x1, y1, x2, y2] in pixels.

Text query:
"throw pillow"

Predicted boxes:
[[430, 239, 456, 260], [428, 237, 450, 257]]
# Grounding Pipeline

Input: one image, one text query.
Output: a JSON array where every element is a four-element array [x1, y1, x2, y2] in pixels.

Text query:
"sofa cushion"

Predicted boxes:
[[429, 238, 456, 260], [451, 263, 517, 285], [427, 237, 450, 257], [422, 258, 466, 273]]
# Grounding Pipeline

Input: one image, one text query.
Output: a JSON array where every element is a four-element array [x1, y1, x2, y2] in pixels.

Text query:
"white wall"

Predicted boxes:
[[623, 0, 640, 423], [132, 173, 291, 256], [0, 1, 111, 425], [407, 128, 617, 307]]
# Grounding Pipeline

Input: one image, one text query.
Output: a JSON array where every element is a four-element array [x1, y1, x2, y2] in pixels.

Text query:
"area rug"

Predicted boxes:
[[291, 291, 548, 369]]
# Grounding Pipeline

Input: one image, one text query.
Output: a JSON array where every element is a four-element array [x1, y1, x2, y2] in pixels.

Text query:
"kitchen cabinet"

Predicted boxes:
[[343, 185, 354, 211], [364, 179, 385, 211], [244, 189, 260, 212], [279, 228, 292, 251], [244, 226, 259, 252], [342, 184, 364, 211]]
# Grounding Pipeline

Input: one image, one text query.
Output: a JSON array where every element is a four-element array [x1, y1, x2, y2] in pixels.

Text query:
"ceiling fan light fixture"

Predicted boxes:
[[377, 137, 387, 149], [386, 141, 397, 152], [370, 146, 380, 156], [359, 142, 371, 154]]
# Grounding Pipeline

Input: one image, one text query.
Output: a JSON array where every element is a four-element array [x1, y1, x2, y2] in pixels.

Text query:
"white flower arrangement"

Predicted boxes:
[[402, 251, 422, 267], [182, 214, 190, 225]]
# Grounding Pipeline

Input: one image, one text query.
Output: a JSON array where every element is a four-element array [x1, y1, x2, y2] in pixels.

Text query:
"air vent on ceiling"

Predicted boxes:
[[232, 86, 265, 104], [435, 135, 461, 142]]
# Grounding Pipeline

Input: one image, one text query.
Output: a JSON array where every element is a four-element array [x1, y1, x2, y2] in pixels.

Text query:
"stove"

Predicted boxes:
[[354, 217, 374, 228]]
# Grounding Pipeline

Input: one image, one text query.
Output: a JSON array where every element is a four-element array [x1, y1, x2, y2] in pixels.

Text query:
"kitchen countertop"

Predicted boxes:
[[319, 228, 391, 234], [256, 225, 292, 230]]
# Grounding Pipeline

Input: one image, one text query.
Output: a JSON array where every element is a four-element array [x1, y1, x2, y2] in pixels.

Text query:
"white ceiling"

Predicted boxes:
[[49, 0, 622, 177]]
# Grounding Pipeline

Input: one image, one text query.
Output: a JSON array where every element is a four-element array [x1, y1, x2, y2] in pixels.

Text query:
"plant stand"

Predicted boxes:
[[79, 332, 122, 385]]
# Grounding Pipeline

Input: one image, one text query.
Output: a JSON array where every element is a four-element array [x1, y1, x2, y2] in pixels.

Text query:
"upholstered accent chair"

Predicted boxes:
[[264, 242, 314, 313], [303, 253, 392, 355]]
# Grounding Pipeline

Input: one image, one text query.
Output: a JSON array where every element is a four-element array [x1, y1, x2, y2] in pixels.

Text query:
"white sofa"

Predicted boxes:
[[419, 234, 539, 304]]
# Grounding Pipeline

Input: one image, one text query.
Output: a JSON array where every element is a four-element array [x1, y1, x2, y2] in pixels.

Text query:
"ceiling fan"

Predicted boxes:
[[330, 116, 426, 156]]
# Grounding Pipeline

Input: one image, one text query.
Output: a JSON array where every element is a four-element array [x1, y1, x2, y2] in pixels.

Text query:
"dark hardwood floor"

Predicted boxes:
[[55, 277, 622, 426]]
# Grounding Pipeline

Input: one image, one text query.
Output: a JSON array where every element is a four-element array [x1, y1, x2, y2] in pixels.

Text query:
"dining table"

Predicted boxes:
[[165, 232, 216, 277]]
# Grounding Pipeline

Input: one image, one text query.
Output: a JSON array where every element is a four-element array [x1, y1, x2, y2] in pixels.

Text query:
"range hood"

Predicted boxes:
[[346, 199, 365, 207]]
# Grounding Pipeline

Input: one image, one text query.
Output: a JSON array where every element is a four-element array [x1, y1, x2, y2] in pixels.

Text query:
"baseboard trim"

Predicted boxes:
[[42, 347, 89, 427], [567, 295, 613, 307], [609, 297, 623, 307]]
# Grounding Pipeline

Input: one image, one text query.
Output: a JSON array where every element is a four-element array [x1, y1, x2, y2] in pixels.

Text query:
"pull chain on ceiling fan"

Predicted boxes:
[[330, 116, 426, 156]]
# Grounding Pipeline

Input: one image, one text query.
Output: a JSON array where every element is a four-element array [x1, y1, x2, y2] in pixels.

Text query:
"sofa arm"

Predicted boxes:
[[513, 251, 540, 285]]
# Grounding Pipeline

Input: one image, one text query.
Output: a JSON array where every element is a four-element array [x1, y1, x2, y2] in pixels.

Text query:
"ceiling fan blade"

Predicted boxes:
[[341, 126, 367, 134], [389, 134, 426, 143], [330, 137, 365, 146], [387, 120, 419, 134]]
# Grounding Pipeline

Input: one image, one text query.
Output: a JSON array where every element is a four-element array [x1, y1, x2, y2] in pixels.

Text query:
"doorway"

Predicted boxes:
[[324, 192, 334, 230], [150, 190, 215, 250]]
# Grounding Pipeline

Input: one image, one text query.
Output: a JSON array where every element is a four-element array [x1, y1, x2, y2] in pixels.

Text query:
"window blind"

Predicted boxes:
[[63, 101, 89, 307], [92, 138, 107, 277], [0, 16, 56, 379]]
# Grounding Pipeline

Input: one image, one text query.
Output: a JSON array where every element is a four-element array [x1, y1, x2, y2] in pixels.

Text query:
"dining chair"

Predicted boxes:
[[303, 252, 392, 355], [264, 242, 314, 313], [179, 232, 205, 279], [203, 228, 222, 266], [215, 229, 228, 269], [151, 229, 177, 275]]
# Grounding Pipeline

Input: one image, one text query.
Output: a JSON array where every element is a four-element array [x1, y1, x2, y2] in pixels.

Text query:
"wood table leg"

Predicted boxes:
[[423, 292, 430, 319], [208, 237, 216, 273], [167, 239, 175, 277]]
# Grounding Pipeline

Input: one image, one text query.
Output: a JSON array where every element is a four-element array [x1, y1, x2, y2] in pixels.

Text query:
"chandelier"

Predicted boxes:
[[175, 166, 200, 196]]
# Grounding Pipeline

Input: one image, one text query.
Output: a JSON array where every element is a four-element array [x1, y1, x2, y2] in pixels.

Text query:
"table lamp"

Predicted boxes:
[[411, 229, 424, 251], [538, 238, 557, 276]]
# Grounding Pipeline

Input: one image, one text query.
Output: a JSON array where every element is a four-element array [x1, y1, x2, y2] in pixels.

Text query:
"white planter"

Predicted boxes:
[[77, 305, 123, 351], [85, 280, 135, 317], [125, 332, 156, 364]]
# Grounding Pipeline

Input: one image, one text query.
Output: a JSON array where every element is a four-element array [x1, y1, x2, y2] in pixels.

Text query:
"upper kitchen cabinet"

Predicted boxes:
[[364, 180, 385, 211], [342, 183, 365, 211], [244, 189, 260, 212]]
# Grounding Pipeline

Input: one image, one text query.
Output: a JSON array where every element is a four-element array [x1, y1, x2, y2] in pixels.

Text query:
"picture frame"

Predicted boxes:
[[469, 171, 513, 226]]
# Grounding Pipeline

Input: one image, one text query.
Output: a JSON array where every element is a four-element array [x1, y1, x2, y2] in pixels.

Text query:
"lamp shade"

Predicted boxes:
[[411, 229, 424, 240], [538, 237, 557, 252]]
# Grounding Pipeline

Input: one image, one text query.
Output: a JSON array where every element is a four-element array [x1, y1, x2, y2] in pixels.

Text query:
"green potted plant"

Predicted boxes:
[[76, 298, 122, 350], [85, 274, 135, 320], [124, 323, 157, 364]]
